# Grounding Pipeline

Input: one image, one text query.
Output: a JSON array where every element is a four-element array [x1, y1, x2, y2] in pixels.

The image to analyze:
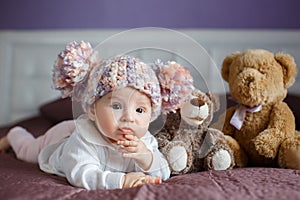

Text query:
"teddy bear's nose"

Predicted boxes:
[[244, 76, 255, 87], [190, 99, 205, 107]]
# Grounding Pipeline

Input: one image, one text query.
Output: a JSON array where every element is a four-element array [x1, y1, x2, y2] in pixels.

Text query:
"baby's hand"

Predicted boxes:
[[122, 172, 161, 188], [117, 134, 153, 171]]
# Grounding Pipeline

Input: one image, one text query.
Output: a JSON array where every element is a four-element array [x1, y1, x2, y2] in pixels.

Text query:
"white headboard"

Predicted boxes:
[[0, 29, 299, 126]]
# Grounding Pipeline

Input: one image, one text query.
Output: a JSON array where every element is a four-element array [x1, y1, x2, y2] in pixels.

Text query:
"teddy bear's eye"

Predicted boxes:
[[190, 99, 205, 107]]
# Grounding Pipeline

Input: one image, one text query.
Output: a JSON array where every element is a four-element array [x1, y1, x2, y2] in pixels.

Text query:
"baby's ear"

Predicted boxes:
[[274, 53, 297, 88], [221, 52, 240, 82], [87, 106, 96, 121]]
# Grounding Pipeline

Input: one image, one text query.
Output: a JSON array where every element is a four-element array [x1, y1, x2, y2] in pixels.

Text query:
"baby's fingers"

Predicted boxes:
[[123, 134, 138, 141], [117, 140, 138, 147], [144, 175, 162, 184], [131, 176, 161, 187]]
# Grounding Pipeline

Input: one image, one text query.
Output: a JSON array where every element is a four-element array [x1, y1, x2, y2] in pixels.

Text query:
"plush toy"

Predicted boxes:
[[154, 89, 235, 175], [213, 49, 300, 169]]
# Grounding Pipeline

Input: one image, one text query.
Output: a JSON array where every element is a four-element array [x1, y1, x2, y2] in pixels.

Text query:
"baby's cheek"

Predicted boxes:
[[138, 114, 151, 127], [135, 125, 149, 138], [96, 114, 118, 133], [109, 111, 123, 123]]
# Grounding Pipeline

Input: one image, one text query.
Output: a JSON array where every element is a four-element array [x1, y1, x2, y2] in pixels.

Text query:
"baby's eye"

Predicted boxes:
[[136, 107, 145, 113], [111, 103, 122, 110]]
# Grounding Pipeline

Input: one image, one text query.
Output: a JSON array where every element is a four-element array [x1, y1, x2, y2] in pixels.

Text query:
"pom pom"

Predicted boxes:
[[157, 60, 194, 113], [52, 41, 97, 98]]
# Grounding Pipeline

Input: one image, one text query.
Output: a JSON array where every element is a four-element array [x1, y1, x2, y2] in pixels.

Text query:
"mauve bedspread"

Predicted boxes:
[[0, 95, 299, 200], [0, 152, 299, 200]]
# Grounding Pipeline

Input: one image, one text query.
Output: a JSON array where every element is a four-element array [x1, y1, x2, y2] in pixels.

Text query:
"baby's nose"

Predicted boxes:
[[120, 110, 134, 122]]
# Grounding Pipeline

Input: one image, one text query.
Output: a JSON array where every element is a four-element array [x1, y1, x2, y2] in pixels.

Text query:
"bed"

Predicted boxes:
[[0, 29, 300, 199], [0, 94, 299, 200]]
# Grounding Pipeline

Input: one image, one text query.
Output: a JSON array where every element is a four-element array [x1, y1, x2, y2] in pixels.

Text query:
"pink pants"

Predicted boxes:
[[7, 120, 75, 163]]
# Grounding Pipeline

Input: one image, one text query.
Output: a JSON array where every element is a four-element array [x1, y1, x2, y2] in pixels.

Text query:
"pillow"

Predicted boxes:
[[39, 97, 73, 123]]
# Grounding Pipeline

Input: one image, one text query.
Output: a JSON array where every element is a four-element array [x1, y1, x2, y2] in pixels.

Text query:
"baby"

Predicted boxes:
[[0, 41, 194, 190]]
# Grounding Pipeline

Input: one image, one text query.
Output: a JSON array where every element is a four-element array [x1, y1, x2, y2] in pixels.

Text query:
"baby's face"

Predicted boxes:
[[94, 87, 152, 144]]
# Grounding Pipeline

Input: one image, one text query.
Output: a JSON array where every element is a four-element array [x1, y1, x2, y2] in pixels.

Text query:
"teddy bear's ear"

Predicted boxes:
[[275, 53, 298, 88], [221, 52, 240, 82], [206, 92, 220, 112]]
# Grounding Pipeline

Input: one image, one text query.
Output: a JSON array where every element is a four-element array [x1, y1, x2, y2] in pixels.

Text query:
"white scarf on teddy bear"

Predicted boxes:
[[230, 104, 262, 130]]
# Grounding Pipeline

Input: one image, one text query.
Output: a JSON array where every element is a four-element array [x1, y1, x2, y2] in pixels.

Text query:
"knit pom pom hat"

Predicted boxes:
[[82, 55, 162, 120], [52, 41, 99, 101], [52, 41, 194, 120]]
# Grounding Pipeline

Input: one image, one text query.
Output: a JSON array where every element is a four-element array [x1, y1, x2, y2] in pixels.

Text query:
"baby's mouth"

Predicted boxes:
[[119, 127, 134, 134]]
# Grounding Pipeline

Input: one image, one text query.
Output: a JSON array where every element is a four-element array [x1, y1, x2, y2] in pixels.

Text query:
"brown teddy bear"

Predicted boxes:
[[213, 49, 300, 169], [153, 89, 235, 175]]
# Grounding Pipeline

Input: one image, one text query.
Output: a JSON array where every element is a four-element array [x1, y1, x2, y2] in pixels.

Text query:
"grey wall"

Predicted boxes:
[[0, 0, 299, 29]]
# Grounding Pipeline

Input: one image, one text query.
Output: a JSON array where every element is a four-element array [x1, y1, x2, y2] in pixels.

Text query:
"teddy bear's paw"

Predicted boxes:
[[253, 130, 280, 158], [164, 141, 193, 174], [169, 146, 188, 172], [253, 139, 277, 158], [210, 149, 232, 170], [204, 147, 233, 170]]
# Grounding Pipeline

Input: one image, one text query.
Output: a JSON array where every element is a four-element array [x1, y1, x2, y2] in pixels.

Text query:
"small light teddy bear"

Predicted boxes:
[[154, 89, 235, 175], [213, 49, 300, 169]]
